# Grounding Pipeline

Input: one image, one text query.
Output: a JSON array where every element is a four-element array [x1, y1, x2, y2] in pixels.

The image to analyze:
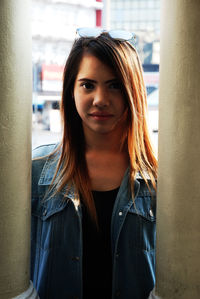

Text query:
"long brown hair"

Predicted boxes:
[[51, 33, 157, 223]]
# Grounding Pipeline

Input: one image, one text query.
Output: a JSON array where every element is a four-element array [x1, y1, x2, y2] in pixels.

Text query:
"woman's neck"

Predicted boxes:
[[84, 129, 126, 153], [84, 130, 129, 191]]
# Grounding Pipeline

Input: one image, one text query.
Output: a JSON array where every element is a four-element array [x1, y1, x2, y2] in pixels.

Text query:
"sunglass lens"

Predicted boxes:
[[77, 27, 102, 38], [109, 30, 134, 41]]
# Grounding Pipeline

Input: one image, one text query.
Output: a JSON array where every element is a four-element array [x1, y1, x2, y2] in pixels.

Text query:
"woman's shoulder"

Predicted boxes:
[[32, 143, 60, 188], [32, 143, 58, 160]]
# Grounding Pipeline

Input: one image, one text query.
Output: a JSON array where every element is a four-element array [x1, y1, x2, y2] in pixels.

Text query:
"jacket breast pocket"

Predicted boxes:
[[124, 197, 156, 252], [31, 195, 72, 251]]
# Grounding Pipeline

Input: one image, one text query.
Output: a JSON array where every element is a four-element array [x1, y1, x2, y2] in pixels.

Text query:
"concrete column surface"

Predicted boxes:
[[0, 0, 32, 298], [156, 0, 200, 298]]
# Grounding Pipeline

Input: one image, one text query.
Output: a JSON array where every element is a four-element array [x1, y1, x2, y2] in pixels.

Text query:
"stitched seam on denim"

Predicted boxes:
[[34, 219, 42, 286], [38, 158, 50, 185]]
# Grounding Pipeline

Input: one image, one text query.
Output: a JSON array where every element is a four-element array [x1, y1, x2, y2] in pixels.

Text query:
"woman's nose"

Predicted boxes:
[[93, 88, 109, 107]]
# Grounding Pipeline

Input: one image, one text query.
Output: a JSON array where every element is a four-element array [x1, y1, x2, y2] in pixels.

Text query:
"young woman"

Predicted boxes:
[[31, 28, 157, 299]]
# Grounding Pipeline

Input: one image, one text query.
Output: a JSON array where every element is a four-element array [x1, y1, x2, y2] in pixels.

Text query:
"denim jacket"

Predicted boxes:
[[31, 144, 156, 299]]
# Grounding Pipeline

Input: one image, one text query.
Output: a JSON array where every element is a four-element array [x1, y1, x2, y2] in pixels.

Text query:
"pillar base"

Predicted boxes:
[[12, 282, 39, 299]]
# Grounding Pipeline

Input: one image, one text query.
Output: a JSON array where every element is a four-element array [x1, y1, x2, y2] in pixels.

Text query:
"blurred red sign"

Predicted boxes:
[[41, 64, 64, 81]]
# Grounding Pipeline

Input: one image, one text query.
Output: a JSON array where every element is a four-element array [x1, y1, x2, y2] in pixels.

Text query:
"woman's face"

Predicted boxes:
[[73, 53, 126, 138]]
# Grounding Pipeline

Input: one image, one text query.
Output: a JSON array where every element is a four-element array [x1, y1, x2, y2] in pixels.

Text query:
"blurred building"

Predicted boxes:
[[109, 0, 160, 65], [32, 0, 103, 65], [110, 0, 160, 34]]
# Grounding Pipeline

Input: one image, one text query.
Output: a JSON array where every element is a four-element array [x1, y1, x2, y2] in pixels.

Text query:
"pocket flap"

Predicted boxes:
[[32, 192, 69, 221], [128, 195, 156, 222]]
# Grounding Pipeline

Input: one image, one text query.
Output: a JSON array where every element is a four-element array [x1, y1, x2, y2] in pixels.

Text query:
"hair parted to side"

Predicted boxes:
[[50, 33, 157, 224]]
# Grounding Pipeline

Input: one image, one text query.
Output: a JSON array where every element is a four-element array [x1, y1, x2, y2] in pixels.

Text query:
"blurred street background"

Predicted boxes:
[[32, 0, 160, 152]]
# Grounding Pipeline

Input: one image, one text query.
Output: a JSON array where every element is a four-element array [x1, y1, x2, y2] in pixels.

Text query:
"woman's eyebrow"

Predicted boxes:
[[78, 78, 96, 83], [77, 78, 118, 83]]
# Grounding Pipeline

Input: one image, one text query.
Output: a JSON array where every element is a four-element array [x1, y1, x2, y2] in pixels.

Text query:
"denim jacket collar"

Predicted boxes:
[[36, 148, 154, 220], [38, 149, 144, 187]]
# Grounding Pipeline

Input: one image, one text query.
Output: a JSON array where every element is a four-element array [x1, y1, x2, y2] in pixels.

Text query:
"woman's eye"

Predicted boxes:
[[82, 82, 94, 90], [109, 82, 121, 89]]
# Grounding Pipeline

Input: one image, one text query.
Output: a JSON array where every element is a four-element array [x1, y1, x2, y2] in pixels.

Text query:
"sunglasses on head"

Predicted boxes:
[[76, 27, 136, 43]]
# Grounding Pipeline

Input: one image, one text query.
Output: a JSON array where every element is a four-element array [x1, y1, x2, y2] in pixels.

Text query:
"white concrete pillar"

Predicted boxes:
[[0, 1, 36, 298], [155, 0, 200, 298]]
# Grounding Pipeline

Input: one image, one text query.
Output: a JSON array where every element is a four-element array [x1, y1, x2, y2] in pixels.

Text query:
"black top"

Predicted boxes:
[[82, 187, 119, 299]]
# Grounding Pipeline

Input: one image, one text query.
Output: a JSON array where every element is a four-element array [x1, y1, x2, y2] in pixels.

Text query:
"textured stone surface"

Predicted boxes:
[[0, 0, 32, 298], [156, 0, 200, 298]]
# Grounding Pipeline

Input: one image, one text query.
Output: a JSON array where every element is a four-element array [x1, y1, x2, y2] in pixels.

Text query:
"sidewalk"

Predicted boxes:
[[32, 127, 62, 149]]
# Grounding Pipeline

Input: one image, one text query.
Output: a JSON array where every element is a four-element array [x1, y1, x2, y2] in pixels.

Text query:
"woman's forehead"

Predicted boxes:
[[76, 53, 117, 80]]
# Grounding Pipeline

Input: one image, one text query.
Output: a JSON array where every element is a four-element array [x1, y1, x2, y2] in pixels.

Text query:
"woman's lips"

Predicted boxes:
[[89, 112, 113, 120]]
